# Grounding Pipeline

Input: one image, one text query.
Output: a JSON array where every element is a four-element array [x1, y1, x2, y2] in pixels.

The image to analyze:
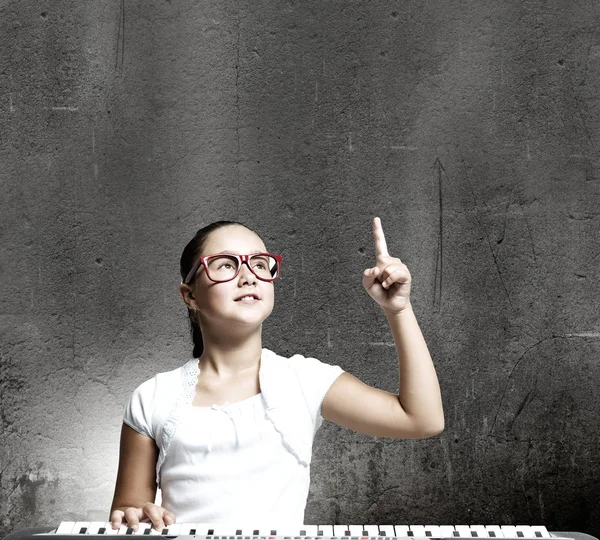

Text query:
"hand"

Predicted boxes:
[[362, 216, 412, 314], [110, 503, 176, 532]]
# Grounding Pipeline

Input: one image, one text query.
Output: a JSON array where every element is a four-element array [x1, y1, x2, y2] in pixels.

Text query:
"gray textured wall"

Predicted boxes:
[[1, 0, 599, 537]]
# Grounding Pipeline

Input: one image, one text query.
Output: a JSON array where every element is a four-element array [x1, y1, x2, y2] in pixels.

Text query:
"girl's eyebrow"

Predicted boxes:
[[214, 250, 265, 255]]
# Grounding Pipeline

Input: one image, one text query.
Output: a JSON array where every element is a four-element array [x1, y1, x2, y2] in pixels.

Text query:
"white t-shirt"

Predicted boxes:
[[123, 349, 344, 526]]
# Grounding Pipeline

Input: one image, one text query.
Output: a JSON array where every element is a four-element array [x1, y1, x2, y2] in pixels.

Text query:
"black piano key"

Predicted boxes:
[[318, 532, 324, 536], [237, 531, 243, 536], [345, 532, 351, 537], [453, 532, 460, 537], [379, 533, 386, 537], [271, 531, 277, 536], [536, 533, 542, 538], [490, 534, 496, 538], [162, 529, 168, 535], [517, 533, 524, 538], [190, 530, 196, 536], [98, 528, 106, 535], [471, 532, 478, 537], [407, 532, 414, 537], [143, 529, 151, 535], [300, 531, 307, 536], [254, 531, 260, 536], [208, 529, 215, 535], [79, 528, 87, 534], [426, 533, 432, 537], [126, 528, 134, 535]]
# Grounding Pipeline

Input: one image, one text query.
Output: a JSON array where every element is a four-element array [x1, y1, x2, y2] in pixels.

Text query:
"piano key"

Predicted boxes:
[[485, 527, 504, 539], [348, 526, 365, 537], [176, 524, 195, 536], [500, 527, 520, 538], [334, 526, 349, 537], [303, 525, 320, 537], [56, 523, 77, 535], [364, 526, 380, 537], [83, 522, 107, 535], [379, 526, 395, 537], [130, 524, 151, 536], [516, 527, 537, 539], [319, 526, 334, 537], [211, 525, 240, 536], [453, 526, 471, 538], [72, 522, 91, 535], [438, 526, 458, 538], [530, 527, 550, 538], [471, 526, 490, 538], [407, 526, 424, 537]]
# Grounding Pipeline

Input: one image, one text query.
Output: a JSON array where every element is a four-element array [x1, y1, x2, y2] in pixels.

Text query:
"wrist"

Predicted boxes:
[[383, 302, 413, 318]]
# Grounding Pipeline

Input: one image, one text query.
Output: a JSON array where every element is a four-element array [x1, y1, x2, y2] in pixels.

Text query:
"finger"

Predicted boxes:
[[110, 510, 124, 530], [163, 511, 176, 525], [381, 267, 404, 288], [124, 508, 141, 531], [362, 267, 381, 288], [373, 217, 389, 258], [145, 505, 165, 531]]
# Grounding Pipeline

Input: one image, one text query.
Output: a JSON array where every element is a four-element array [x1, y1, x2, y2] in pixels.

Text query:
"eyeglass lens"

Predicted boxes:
[[206, 254, 279, 281]]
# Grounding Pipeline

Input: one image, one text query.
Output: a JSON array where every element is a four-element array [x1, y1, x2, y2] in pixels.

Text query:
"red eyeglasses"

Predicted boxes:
[[183, 253, 282, 284]]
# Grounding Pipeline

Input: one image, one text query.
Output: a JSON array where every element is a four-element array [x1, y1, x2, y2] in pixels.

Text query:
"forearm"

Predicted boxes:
[[384, 303, 444, 433]]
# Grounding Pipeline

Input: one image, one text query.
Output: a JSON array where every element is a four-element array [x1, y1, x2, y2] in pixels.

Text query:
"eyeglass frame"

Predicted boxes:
[[182, 252, 283, 285]]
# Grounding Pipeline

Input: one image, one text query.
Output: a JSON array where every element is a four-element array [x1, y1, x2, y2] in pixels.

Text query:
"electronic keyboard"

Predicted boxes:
[[3, 524, 598, 540]]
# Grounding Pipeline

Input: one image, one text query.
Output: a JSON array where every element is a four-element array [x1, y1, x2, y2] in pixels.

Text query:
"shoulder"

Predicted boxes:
[[261, 347, 344, 382], [131, 359, 195, 401]]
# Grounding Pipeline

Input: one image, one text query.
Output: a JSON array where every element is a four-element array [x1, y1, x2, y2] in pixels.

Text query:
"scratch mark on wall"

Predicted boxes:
[[457, 146, 514, 309], [488, 336, 553, 436], [115, 0, 125, 72]]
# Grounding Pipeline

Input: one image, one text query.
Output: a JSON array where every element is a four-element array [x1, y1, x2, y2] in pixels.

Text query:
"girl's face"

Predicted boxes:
[[184, 225, 275, 330]]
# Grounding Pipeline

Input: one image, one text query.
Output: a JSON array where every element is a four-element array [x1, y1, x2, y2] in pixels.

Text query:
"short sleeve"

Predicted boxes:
[[123, 377, 158, 439], [289, 355, 344, 428]]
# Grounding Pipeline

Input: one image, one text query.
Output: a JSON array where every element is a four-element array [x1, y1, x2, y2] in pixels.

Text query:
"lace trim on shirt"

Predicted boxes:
[[155, 358, 200, 486]]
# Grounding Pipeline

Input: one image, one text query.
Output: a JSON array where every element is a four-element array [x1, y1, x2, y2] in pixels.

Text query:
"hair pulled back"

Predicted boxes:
[[180, 220, 249, 358]]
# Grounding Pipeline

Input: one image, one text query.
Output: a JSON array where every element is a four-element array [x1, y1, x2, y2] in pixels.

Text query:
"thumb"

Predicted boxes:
[[362, 267, 381, 290]]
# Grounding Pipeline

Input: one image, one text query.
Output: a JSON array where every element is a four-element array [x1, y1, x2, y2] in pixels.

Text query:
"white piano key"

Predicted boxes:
[[161, 524, 181, 536], [211, 525, 240, 536], [485, 526, 505, 539], [72, 522, 91, 535], [379, 526, 395, 537], [500, 527, 519, 538], [516, 527, 536, 539], [116, 524, 131, 535], [131, 523, 151, 536], [455, 526, 473, 538], [103, 522, 121, 535], [348, 525, 366, 536], [364, 526, 380, 537], [85, 522, 109, 535], [302, 525, 320, 536], [57, 523, 77, 535], [334, 526, 349, 537], [439, 526, 458, 537], [175, 524, 194, 536], [319, 525, 334, 537], [471, 525, 490, 538], [530, 527, 550, 538], [408, 526, 427, 537]]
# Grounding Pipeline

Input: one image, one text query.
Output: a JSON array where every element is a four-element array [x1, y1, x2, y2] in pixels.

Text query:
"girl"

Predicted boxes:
[[109, 217, 444, 531]]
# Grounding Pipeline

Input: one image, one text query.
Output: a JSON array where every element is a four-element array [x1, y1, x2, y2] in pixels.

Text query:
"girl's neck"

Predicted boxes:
[[198, 336, 263, 378]]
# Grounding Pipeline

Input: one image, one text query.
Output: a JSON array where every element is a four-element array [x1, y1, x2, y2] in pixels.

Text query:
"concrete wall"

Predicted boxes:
[[1, 0, 599, 537]]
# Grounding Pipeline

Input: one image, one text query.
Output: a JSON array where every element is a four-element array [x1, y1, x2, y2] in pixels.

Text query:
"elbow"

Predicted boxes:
[[413, 418, 445, 439]]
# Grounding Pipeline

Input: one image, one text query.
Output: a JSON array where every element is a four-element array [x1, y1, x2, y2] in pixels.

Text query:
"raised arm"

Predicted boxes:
[[321, 217, 444, 438]]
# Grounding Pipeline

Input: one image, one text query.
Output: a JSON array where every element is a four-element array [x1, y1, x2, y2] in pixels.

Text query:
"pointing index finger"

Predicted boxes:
[[373, 217, 389, 257]]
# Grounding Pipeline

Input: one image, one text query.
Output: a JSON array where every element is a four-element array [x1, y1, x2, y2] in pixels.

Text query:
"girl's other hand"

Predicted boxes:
[[110, 503, 176, 532]]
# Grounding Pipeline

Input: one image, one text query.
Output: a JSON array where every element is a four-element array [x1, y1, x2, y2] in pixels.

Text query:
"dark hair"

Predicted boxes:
[[180, 220, 251, 358]]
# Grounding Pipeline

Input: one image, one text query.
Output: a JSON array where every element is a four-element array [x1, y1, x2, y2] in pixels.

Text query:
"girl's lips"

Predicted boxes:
[[235, 297, 260, 303]]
